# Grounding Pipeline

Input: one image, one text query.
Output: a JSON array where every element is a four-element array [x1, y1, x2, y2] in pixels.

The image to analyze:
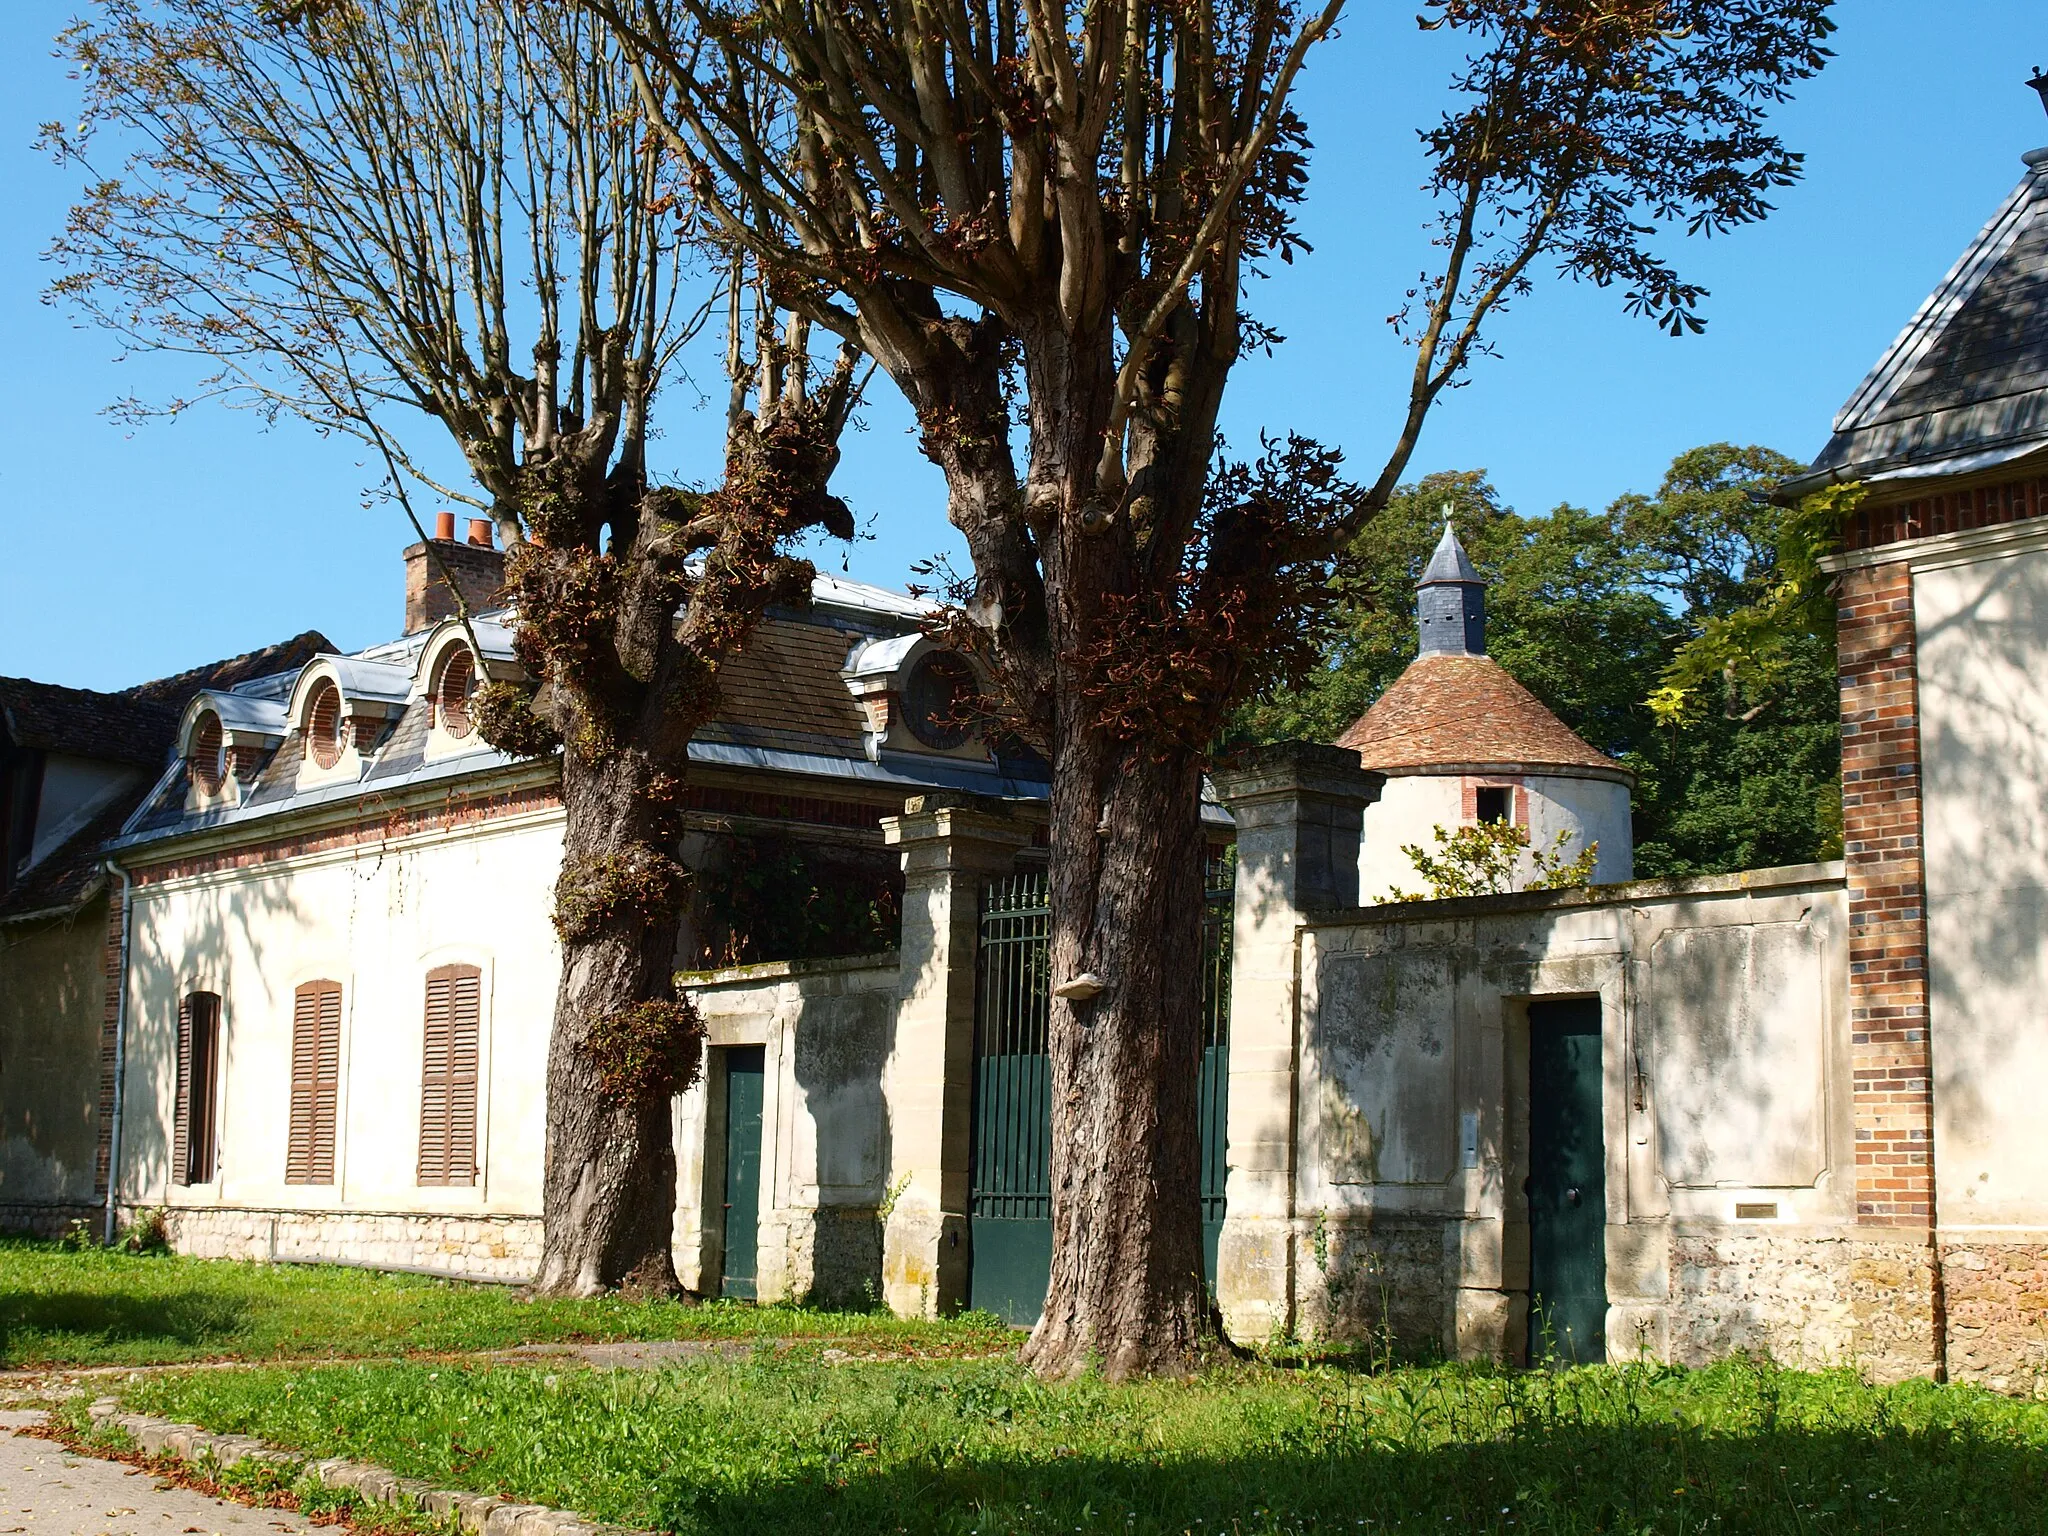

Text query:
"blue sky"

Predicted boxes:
[[3, 2, 2045, 690]]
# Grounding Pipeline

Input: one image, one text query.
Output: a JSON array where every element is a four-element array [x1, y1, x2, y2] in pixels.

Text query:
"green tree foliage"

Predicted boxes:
[[1236, 446, 1843, 879], [1389, 822, 1601, 902]]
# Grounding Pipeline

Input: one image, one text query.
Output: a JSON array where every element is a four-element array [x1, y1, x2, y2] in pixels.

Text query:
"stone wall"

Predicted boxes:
[[1666, 1229, 1939, 1381], [1941, 1240, 2048, 1394], [1208, 751, 1873, 1377], [149, 1204, 543, 1282], [679, 951, 905, 1307]]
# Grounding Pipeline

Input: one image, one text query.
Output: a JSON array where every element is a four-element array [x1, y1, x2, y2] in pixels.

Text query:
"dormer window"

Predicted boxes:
[[903, 652, 976, 750], [305, 679, 345, 768], [191, 711, 226, 794], [435, 647, 476, 740]]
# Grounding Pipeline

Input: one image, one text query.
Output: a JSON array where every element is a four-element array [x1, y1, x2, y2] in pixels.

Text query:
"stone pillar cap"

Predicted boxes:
[[1210, 741, 1385, 805]]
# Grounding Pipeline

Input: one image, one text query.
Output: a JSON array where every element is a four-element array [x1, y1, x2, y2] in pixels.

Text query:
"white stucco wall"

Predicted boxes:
[[116, 804, 565, 1224], [1358, 770, 1633, 904], [1914, 532, 2048, 1235]]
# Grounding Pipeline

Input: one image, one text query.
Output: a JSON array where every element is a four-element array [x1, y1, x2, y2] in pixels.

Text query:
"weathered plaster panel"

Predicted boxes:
[[1647, 922, 1828, 1189], [1315, 949, 1455, 1186]]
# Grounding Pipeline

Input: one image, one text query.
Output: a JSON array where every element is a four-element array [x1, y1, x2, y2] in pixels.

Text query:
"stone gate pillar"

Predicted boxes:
[[879, 793, 1035, 1317], [1209, 743, 1383, 1343]]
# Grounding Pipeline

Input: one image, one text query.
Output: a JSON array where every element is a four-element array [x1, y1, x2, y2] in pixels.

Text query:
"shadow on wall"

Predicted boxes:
[[758, 969, 895, 1310], [118, 859, 317, 1206], [1915, 557, 2048, 1168], [0, 898, 114, 1207]]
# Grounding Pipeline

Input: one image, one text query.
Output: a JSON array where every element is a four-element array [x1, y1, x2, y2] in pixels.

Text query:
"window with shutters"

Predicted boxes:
[[287, 981, 343, 1185], [417, 964, 481, 1187], [172, 991, 222, 1185]]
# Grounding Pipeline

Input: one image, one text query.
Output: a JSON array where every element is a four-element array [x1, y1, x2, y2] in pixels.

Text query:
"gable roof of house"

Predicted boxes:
[[1336, 653, 1628, 781], [0, 631, 339, 924], [0, 677, 180, 768], [1786, 147, 2048, 497]]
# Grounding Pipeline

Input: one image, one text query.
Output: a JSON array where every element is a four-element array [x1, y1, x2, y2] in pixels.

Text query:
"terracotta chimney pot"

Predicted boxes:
[[466, 519, 494, 548], [434, 510, 457, 541]]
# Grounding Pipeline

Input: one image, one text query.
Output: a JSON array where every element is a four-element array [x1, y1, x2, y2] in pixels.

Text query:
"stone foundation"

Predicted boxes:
[[0, 1200, 101, 1239], [1667, 1229, 1940, 1382], [758, 1203, 883, 1308], [1296, 1212, 1453, 1357], [152, 1206, 543, 1283], [1941, 1241, 2048, 1393]]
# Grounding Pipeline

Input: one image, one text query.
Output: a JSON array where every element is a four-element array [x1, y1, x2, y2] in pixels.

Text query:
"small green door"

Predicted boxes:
[[1528, 998, 1604, 1365], [720, 1046, 765, 1301]]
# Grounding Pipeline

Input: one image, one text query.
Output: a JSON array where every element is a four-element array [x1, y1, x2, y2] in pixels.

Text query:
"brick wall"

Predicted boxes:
[[403, 538, 505, 635], [95, 889, 120, 1199], [1836, 560, 1934, 1227]]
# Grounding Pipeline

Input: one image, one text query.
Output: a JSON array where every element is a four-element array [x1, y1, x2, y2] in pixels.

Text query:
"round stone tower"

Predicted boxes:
[[1337, 523, 1634, 902]]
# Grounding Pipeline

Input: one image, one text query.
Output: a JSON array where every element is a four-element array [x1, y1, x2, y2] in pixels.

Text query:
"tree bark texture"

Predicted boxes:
[[1030, 746, 1209, 1376], [536, 752, 690, 1296]]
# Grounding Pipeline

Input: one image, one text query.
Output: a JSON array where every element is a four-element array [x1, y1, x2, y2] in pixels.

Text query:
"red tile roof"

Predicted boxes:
[[1336, 653, 1626, 778]]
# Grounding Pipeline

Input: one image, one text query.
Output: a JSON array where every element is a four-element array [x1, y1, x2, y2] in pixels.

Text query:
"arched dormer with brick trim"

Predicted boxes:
[[414, 619, 521, 764], [839, 632, 991, 765], [177, 690, 287, 812], [286, 655, 413, 791]]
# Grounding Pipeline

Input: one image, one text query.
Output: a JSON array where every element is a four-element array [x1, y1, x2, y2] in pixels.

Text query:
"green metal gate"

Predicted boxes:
[[967, 857, 1234, 1325]]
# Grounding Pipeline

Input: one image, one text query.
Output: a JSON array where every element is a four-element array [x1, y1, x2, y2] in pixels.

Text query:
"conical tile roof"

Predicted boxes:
[[1336, 653, 1628, 780]]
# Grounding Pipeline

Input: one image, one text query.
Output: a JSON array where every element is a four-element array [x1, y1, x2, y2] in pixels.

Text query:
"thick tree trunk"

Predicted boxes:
[[533, 751, 690, 1296], [1024, 744, 1210, 1378]]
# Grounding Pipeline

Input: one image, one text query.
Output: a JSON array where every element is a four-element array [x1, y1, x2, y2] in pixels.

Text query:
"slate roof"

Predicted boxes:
[[114, 577, 1058, 851], [1336, 654, 1628, 781], [1789, 148, 2048, 495], [1419, 522, 1483, 585]]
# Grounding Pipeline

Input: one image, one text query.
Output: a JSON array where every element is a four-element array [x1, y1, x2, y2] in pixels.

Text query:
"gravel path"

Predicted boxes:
[[0, 1412, 317, 1536]]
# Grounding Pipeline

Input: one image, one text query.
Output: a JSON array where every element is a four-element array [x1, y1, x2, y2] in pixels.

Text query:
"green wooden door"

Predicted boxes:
[[1528, 998, 1605, 1365], [720, 1045, 765, 1301], [968, 860, 1234, 1326]]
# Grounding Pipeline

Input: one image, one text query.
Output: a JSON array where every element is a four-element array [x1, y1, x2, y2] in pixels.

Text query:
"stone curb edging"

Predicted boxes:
[[84, 1398, 652, 1536]]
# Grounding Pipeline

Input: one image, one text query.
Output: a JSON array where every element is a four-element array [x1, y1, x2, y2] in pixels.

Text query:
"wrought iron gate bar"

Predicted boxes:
[[968, 860, 1234, 1231]]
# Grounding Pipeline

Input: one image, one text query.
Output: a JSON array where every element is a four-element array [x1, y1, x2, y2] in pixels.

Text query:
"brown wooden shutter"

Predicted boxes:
[[287, 981, 342, 1185], [418, 965, 480, 1186], [172, 995, 194, 1185]]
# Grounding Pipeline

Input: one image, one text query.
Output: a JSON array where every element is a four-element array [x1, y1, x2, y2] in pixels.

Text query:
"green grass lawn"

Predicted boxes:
[[0, 1239, 1004, 1368], [95, 1351, 2048, 1535]]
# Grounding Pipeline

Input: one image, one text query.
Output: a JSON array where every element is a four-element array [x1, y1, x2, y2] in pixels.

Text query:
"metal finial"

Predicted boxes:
[[2030, 67, 2048, 121]]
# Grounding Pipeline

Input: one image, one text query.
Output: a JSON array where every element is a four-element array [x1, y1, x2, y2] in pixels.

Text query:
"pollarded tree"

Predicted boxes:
[[46, 0, 860, 1295], [588, 0, 1835, 1376]]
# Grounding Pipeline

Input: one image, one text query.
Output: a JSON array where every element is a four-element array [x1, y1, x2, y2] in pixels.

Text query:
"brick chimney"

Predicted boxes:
[[403, 513, 506, 634]]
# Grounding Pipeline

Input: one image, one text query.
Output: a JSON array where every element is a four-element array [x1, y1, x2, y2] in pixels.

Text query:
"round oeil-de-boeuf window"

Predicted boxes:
[[903, 652, 976, 750]]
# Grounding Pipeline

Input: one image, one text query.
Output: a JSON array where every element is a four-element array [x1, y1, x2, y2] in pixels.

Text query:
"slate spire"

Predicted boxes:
[[1416, 520, 1486, 657]]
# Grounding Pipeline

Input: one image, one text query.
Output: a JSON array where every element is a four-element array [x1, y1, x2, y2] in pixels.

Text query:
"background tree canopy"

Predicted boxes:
[[1233, 444, 1842, 878]]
